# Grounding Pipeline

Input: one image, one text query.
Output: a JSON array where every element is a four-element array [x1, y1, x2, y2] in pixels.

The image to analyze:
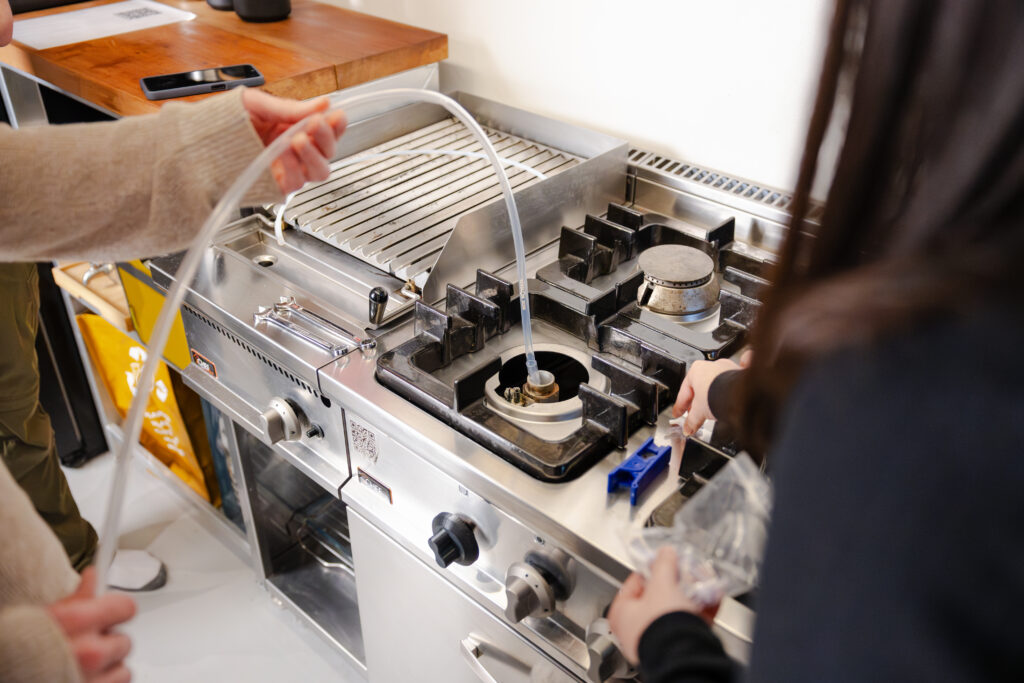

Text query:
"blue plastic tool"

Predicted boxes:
[[607, 437, 672, 506]]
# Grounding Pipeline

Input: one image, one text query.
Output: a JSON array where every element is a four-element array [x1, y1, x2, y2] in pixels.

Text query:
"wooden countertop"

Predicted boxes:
[[0, 0, 447, 115]]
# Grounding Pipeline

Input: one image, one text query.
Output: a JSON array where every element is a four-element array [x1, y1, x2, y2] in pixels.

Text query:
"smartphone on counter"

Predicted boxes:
[[140, 64, 265, 101]]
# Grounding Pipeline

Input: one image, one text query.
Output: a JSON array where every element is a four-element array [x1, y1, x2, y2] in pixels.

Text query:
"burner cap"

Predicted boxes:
[[638, 245, 715, 288]]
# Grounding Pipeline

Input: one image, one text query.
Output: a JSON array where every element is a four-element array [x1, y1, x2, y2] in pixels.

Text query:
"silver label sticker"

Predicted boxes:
[[357, 468, 392, 504]]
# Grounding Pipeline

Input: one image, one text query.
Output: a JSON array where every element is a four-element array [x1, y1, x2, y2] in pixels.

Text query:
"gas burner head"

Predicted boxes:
[[637, 244, 720, 317], [523, 370, 560, 403], [638, 244, 715, 288]]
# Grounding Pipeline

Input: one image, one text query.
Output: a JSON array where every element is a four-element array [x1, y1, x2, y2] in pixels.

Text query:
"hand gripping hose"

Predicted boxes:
[[94, 88, 542, 589]]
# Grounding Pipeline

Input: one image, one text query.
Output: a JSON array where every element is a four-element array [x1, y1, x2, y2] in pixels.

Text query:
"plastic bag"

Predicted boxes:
[[626, 452, 772, 606], [77, 313, 211, 501]]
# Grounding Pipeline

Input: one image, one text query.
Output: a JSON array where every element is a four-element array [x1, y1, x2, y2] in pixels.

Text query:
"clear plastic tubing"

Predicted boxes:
[[94, 88, 542, 590]]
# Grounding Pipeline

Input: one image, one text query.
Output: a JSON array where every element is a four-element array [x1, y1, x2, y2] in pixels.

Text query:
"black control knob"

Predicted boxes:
[[428, 513, 478, 568], [368, 287, 389, 326]]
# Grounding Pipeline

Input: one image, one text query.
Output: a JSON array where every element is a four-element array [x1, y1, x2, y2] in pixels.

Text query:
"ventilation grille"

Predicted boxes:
[[181, 305, 320, 398], [629, 148, 802, 213]]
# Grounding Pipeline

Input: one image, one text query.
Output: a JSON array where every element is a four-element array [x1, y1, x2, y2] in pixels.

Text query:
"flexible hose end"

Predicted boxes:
[[525, 358, 543, 387]]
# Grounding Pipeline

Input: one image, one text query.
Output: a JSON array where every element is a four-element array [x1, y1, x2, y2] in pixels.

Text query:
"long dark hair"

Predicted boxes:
[[737, 0, 1024, 456]]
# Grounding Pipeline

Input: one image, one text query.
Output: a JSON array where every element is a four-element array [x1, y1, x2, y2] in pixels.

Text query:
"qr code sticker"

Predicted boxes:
[[350, 421, 379, 463], [116, 7, 161, 20]]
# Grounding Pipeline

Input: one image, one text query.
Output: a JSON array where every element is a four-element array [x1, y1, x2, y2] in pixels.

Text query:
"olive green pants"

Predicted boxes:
[[0, 263, 97, 571]]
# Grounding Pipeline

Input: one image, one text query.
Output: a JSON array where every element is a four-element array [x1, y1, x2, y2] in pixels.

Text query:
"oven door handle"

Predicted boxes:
[[460, 635, 533, 683]]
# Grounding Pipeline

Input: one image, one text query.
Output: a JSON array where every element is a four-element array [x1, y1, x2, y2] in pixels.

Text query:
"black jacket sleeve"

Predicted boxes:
[[707, 369, 743, 426], [638, 612, 736, 683], [639, 310, 1024, 683], [746, 310, 1024, 682]]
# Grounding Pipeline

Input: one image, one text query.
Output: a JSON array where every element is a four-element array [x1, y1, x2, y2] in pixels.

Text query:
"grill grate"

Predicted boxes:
[[282, 118, 580, 286]]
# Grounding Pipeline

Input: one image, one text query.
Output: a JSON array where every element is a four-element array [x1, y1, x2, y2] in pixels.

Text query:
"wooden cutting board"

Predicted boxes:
[[0, 0, 447, 116], [163, 0, 449, 89]]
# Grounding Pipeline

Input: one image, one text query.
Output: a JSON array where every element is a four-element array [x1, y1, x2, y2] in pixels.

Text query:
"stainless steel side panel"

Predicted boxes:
[[350, 510, 579, 683], [0, 67, 49, 128]]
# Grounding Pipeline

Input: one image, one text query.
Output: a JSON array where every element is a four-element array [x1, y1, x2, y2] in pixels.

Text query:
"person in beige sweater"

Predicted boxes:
[[0, 88, 344, 680], [1, 6, 346, 681]]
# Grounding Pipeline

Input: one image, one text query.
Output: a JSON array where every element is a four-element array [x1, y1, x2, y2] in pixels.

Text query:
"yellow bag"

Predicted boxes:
[[77, 314, 211, 501], [117, 260, 191, 370]]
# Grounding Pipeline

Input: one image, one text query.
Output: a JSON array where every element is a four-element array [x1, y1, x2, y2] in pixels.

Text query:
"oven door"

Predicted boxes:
[[349, 510, 580, 683]]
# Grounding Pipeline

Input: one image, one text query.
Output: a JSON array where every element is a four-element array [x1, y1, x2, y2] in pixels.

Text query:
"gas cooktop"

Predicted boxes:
[[375, 202, 770, 482]]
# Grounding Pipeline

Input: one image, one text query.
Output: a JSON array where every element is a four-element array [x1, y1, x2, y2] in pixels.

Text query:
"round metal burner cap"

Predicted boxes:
[[638, 245, 715, 288]]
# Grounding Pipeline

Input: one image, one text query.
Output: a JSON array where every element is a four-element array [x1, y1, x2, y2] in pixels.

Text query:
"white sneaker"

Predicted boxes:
[[107, 549, 167, 591]]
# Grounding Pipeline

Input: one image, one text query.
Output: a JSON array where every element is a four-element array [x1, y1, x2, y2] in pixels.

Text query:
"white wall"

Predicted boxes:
[[325, 0, 831, 193]]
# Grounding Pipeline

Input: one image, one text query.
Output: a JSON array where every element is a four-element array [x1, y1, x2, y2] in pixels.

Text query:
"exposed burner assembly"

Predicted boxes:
[[486, 344, 605, 444], [498, 349, 581, 407], [155, 91, 786, 682]]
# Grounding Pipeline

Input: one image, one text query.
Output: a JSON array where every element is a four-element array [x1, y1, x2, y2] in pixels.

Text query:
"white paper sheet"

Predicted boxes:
[[13, 0, 195, 50]]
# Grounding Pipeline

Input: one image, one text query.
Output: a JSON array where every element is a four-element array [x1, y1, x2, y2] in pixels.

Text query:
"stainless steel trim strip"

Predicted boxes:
[[0, 66, 53, 128], [628, 147, 822, 228]]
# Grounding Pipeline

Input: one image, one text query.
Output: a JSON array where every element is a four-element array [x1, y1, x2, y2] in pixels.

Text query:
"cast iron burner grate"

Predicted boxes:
[[375, 203, 770, 482]]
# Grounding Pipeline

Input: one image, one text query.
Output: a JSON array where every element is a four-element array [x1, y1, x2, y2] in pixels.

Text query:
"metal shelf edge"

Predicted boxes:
[[263, 579, 369, 677]]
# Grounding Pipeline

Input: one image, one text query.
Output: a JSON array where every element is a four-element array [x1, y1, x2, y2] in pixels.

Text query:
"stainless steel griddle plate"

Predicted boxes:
[[638, 244, 715, 288], [283, 117, 580, 288]]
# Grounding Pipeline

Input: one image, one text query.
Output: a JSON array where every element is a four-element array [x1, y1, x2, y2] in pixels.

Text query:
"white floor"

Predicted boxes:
[[64, 452, 366, 683]]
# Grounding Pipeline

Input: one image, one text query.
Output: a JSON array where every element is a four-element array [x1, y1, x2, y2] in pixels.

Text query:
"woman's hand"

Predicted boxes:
[[47, 568, 137, 683], [608, 547, 718, 664], [673, 350, 752, 435], [241, 89, 347, 195]]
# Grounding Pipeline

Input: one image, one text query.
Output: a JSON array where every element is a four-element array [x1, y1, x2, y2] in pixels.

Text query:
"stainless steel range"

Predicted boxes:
[[151, 90, 791, 682]]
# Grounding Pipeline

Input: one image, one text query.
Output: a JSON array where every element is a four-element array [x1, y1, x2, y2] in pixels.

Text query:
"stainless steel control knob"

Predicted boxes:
[[585, 618, 634, 683], [503, 548, 576, 623], [259, 397, 301, 444], [504, 564, 556, 622]]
